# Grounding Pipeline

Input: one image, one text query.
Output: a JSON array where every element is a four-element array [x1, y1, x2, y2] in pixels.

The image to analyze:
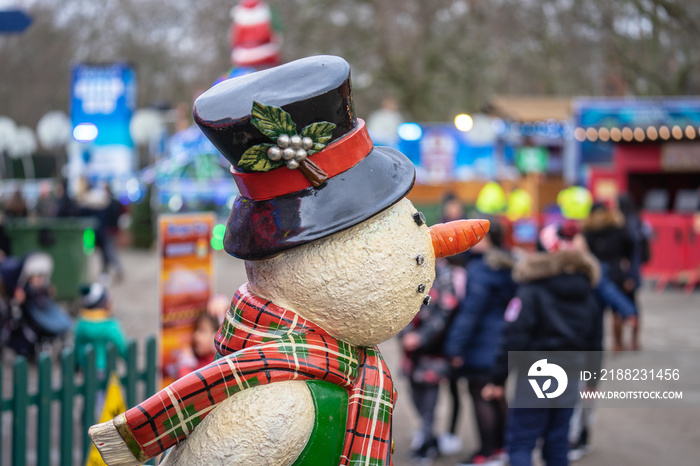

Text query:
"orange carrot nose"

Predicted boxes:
[[429, 219, 491, 259]]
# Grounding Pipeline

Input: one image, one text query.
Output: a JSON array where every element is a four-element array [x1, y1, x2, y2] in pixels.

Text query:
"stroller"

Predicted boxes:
[[0, 252, 73, 358]]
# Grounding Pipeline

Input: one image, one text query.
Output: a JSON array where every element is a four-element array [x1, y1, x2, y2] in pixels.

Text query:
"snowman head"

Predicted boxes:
[[195, 55, 489, 345], [246, 198, 488, 346], [245, 198, 430, 345]]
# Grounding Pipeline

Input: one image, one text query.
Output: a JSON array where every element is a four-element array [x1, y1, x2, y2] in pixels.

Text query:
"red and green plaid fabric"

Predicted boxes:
[[340, 346, 396, 466], [115, 284, 396, 465]]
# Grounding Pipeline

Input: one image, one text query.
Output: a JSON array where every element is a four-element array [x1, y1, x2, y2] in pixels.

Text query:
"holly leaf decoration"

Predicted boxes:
[[300, 122, 336, 143], [308, 142, 326, 155], [251, 101, 297, 139], [301, 122, 336, 155], [238, 143, 284, 172]]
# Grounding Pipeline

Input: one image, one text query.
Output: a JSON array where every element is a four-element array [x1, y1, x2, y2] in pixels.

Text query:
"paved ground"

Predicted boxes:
[[107, 248, 700, 466], [4, 247, 699, 465]]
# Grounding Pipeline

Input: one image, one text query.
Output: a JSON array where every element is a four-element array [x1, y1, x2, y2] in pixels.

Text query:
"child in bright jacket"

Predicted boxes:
[[74, 283, 128, 373]]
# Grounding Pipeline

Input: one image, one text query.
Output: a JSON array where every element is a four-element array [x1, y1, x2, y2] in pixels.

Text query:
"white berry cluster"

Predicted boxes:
[[267, 134, 314, 169]]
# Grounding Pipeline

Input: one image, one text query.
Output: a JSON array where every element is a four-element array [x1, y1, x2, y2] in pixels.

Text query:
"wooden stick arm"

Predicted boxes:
[[88, 417, 143, 466]]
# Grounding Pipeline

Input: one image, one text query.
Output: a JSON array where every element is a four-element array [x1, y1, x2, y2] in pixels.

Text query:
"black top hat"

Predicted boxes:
[[194, 55, 415, 260]]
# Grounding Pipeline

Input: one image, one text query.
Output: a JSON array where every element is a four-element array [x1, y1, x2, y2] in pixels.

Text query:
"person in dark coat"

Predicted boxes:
[[101, 185, 124, 281], [483, 224, 603, 466], [80, 183, 123, 282], [0, 213, 11, 259], [4, 189, 28, 218], [400, 258, 462, 462], [55, 180, 80, 217], [583, 203, 634, 351], [437, 191, 469, 455], [617, 194, 649, 350], [444, 219, 516, 466], [567, 224, 638, 462]]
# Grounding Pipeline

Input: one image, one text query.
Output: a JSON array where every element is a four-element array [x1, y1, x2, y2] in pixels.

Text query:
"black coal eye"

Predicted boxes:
[[417, 284, 426, 293], [413, 212, 426, 226], [416, 255, 425, 265]]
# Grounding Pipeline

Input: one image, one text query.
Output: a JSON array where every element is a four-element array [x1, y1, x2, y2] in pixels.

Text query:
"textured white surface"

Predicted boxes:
[[161, 381, 315, 466], [88, 419, 141, 466], [246, 198, 435, 346]]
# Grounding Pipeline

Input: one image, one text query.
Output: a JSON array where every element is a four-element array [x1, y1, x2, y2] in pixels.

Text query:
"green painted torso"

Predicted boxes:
[[292, 380, 349, 466]]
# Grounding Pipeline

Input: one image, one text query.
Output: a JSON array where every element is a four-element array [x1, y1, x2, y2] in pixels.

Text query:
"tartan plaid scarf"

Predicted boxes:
[[114, 284, 396, 465]]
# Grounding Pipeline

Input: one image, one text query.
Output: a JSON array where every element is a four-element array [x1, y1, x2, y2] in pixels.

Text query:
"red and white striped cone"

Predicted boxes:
[[229, 0, 281, 69]]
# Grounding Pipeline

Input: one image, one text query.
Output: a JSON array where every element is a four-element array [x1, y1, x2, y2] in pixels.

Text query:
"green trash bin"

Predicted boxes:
[[5, 217, 98, 300]]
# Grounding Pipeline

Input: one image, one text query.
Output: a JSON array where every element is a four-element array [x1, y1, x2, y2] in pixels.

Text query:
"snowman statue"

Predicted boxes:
[[89, 56, 489, 466]]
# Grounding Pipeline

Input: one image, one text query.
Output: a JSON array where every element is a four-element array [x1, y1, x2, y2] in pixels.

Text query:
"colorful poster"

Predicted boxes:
[[420, 129, 457, 182], [158, 213, 215, 387]]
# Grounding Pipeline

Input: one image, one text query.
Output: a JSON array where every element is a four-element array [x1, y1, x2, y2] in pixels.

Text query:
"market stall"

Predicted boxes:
[[575, 98, 700, 290]]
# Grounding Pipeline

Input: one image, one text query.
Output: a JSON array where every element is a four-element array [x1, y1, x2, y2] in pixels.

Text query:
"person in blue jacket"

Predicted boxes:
[[594, 262, 637, 320], [445, 219, 517, 466]]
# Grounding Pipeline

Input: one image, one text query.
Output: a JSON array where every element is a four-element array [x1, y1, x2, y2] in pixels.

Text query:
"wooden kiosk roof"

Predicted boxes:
[[485, 95, 572, 122]]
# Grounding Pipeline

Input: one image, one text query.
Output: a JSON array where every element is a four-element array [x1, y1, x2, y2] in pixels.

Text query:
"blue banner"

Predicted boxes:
[[398, 124, 495, 182], [70, 63, 136, 147]]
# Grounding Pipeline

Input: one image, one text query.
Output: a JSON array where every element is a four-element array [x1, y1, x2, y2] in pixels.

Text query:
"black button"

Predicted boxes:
[[413, 212, 426, 226]]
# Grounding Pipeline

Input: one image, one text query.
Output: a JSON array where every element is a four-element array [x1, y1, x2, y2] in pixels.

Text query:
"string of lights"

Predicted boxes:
[[573, 124, 699, 143]]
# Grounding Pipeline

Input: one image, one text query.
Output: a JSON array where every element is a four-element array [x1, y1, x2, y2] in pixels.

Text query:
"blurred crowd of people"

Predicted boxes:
[[0, 178, 127, 363], [1, 179, 228, 374], [1, 178, 229, 377], [0, 179, 124, 281], [400, 192, 648, 466]]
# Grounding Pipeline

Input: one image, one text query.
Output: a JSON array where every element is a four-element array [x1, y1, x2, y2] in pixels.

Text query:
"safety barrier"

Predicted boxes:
[[1, 337, 157, 466]]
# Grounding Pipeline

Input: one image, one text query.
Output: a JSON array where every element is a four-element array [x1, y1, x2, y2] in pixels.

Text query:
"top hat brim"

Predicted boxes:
[[224, 145, 415, 260]]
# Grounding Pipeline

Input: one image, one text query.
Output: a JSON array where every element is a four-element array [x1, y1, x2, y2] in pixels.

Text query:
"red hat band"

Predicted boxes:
[[231, 118, 373, 201]]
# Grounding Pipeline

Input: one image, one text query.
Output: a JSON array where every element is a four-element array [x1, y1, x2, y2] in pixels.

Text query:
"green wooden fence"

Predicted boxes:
[[1, 337, 157, 466]]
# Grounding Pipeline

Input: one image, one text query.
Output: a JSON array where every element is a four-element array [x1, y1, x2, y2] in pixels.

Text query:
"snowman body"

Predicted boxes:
[[161, 381, 315, 465], [161, 198, 435, 465]]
